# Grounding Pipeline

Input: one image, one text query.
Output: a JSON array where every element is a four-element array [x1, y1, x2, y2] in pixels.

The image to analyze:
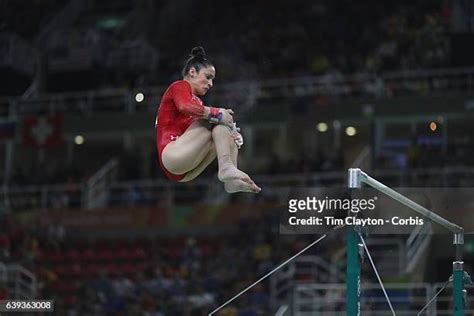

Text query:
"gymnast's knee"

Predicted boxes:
[[161, 150, 189, 175], [211, 124, 231, 136]]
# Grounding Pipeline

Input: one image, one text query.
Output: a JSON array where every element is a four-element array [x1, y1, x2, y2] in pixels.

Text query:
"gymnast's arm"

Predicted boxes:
[[172, 82, 233, 126]]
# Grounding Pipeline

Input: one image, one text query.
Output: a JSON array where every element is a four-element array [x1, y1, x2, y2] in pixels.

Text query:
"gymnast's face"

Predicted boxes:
[[187, 66, 215, 96]]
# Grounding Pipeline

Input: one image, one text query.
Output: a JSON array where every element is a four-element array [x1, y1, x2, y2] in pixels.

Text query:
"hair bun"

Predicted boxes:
[[191, 46, 206, 58]]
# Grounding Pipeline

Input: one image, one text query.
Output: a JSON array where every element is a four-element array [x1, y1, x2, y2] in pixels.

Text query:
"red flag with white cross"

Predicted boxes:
[[22, 115, 63, 148]]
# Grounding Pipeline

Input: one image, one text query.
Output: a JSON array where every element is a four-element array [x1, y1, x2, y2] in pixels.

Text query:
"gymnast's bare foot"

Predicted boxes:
[[224, 179, 261, 193], [218, 164, 251, 183]]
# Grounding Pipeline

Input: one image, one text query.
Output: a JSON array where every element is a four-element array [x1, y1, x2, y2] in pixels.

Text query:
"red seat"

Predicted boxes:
[[201, 244, 215, 256], [97, 248, 115, 261], [82, 248, 97, 261], [69, 263, 83, 277], [84, 264, 99, 277], [49, 250, 65, 262], [116, 247, 131, 260], [124, 263, 144, 275], [165, 247, 181, 259], [105, 263, 120, 276], [65, 249, 80, 261], [63, 295, 77, 306], [54, 281, 77, 293], [136, 263, 147, 273], [36, 249, 47, 262], [121, 263, 136, 276], [53, 264, 67, 276], [132, 247, 148, 260]]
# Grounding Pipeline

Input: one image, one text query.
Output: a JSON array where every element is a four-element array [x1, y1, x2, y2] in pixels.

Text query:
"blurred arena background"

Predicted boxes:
[[1, 0, 474, 315]]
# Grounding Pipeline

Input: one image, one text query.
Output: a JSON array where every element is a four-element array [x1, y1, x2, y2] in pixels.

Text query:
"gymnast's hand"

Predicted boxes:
[[220, 108, 234, 127]]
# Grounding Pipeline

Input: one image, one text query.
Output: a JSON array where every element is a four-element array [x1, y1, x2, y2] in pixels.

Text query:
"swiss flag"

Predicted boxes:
[[22, 115, 63, 148]]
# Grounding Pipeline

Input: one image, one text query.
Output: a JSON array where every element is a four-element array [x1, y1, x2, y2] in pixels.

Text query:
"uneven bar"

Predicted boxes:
[[348, 168, 463, 234]]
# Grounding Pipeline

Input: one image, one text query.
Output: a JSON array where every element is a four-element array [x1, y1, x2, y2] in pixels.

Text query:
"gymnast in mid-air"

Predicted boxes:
[[155, 46, 261, 193]]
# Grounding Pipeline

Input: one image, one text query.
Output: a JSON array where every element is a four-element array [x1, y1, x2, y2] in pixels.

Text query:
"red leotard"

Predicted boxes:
[[155, 80, 205, 181]]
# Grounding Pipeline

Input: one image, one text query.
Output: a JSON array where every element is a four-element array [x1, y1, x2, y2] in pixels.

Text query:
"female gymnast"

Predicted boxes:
[[155, 47, 261, 193]]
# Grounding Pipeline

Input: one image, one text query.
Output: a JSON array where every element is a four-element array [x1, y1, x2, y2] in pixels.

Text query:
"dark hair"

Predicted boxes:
[[181, 46, 214, 77]]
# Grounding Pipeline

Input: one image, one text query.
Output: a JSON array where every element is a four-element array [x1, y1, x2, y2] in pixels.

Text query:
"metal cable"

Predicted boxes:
[[209, 224, 345, 315], [359, 233, 397, 316], [416, 278, 450, 316]]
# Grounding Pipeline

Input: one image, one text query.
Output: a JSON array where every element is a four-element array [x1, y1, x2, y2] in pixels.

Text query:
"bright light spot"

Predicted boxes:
[[135, 92, 144, 102], [429, 122, 437, 132], [317, 122, 328, 132], [345, 126, 357, 136], [75, 135, 84, 145]]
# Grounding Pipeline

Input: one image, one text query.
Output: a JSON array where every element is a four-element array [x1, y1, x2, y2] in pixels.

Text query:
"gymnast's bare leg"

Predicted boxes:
[[162, 121, 260, 193]]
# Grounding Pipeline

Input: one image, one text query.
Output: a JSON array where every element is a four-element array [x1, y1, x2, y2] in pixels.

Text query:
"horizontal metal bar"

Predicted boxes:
[[359, 171, 463, 234]]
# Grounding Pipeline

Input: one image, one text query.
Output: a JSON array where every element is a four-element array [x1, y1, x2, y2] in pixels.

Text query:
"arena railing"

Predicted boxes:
[[82, 158, 118, 209], [276, 282, 474, 315], [270, 255, 345, 312], [1, 67, 474, 115], [433, 283, 474, 316], [4, 167, 474, 212], [292, 283, 435, 315], [6, 264, 37, 300]]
